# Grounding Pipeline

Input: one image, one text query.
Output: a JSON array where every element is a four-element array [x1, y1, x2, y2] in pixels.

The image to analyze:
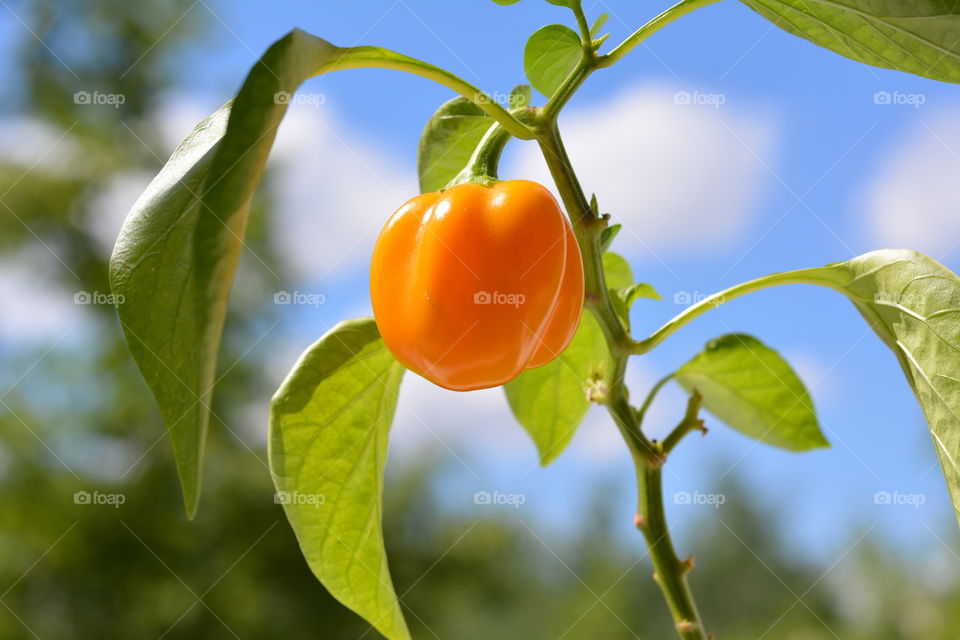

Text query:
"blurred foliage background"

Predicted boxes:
[[1, 1, 959, 638]]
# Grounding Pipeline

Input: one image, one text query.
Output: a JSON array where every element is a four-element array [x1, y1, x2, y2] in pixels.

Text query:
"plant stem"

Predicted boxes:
[[325, 45, 535, 140], [541, 0, 723, 124], [598, 0, 725, 68], [571, 3, 592, 44], [662, 391, 705, 455], [637, 373, 675, 424], [535, 126, 629, 353], [446, 122, 512, 188], [636, 464, 707, 639], [535, 114, 709, 640], [632, 272, 828, 354]]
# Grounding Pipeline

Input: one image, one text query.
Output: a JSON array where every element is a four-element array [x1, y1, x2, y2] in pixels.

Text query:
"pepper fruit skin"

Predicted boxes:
[[370, 180, 585, 391]]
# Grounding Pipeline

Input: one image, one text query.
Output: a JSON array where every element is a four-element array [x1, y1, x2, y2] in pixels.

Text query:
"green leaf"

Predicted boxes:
[[110, 30, 347, 517], [602, 253, 656, 329], [417, 97, 491, 193], [610, 283, 662, 329], [643, 249, 960, 526], [491, 0, 522, 4], [111, 28, 510, 517], [599, 222, 621, 253], [270, 318, 408, 640], [739, 0, 960, 83], [509, 83, 533, 109], [590, 12, 610, 37], [505, 313, 607, 464], [797, 251, 960, 520], [524, 24, 583, 97], [675, 334, 827, 451], [618, 282, 662, 305], [602, 251, 634, 290], [546, 0, 581, 7]]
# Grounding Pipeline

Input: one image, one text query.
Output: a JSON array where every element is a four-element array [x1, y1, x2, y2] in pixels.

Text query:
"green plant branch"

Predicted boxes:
[[540, 0, 724, 125], [447, 123, 513, 187], [636, 463, 705, 640], [632, 272, 826, 354], [598, 0, 725, 68], [535, 111, 709, 640], [447, 108, 538, 188], [571, 2, 592, 44], [662, 390, 705, 455], [324, 45, 535, 140], [537, 3, 605, 124], [539, 43, 597, 123], [637, 373, 675, 424]]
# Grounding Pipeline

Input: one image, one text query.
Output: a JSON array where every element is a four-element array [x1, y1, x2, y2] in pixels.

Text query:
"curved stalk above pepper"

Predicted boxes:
[[323, 44, 535, 140]]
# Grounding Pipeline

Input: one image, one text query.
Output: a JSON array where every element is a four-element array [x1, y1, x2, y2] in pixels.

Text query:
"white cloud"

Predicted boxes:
[[152, 93, 219, 153], [389, 373, 535, 465], [0, 117, 85, 176], [862, 107, 960, 259], [0, 249, 86, 344], [270, 102, 415, 282], [505, 84, 777, 257], [87, 170, 154, 255]]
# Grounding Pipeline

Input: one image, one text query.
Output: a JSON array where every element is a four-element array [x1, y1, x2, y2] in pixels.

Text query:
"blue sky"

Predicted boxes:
[[179, 0, 960, 559], [5, 0, 960, 578]]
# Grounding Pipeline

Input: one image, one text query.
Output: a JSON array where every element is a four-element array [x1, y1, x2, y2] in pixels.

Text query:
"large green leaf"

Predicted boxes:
[[417, 97, 490, 193], [109, 31, 343, 517], [505, 313, 607, 464], [675, 334, 827, 451], [270, 318, 407, 640], [524, 24, 583, 97], [641, 250, 960, 525], [110, 28, 519, 516], [740, 0, 960, 83]]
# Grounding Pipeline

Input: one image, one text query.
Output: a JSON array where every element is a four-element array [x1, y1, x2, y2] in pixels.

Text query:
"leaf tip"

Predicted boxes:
[[180, 482, 201, 520], [538, 449, 559, 467]]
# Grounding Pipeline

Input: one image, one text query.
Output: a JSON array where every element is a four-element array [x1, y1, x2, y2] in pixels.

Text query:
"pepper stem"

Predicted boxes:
[[445, 122, 513, 189]]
